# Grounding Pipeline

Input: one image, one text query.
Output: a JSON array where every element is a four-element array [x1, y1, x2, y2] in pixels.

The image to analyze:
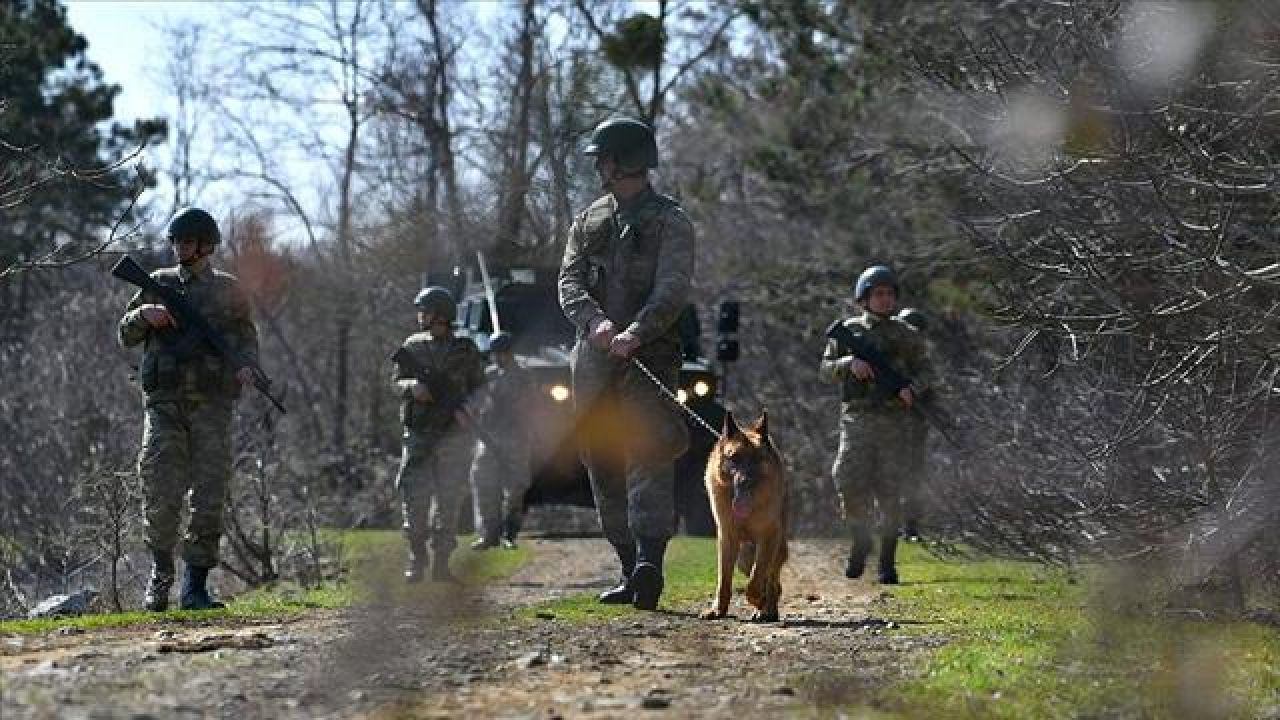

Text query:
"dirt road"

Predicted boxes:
[[1, 537, 941, 719]]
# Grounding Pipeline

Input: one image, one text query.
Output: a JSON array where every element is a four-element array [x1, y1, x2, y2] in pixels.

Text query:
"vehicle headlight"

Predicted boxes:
[[693, 380, 711, 397], [549, 384, 571, 403], [676, 388, 689, 404]]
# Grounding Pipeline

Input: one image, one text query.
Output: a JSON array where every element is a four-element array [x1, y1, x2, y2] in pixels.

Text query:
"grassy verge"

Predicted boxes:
[[879, 543, 1280, 719], [518, 536, 728, 623], [0, 530, 532, 636]]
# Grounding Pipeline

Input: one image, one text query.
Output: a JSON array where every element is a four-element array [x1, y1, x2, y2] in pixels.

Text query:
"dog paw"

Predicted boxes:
[[700, 608, 726, 620], [749, 609, 780, 623]]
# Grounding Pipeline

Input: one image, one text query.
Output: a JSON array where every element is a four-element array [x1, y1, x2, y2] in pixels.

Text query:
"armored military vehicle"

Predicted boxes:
[[446, 262, 732, 535]]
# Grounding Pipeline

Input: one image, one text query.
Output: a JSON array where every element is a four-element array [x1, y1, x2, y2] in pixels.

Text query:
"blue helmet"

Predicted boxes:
[[413, 286, 456, 322], [853, 265, 897, 302]]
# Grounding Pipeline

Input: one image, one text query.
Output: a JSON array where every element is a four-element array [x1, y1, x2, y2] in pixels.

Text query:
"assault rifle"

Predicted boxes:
[[391, 346, 502, 450], [825, 320, 960, 449], [111, 255, 287, 414]]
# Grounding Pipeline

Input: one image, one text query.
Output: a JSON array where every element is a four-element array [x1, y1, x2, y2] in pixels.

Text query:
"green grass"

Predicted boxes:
[[0, 530, 531, 636], [879, 543, 1280, 719], [518, 536, 728, 623]]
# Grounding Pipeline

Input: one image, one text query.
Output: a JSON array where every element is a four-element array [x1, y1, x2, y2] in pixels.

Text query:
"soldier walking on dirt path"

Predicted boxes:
[[118, 207, 260, 612], [467, 331, 534, 550], [558, 116, 695, 611], [392, 287, 485, 583], [820, 266, 936, 585]]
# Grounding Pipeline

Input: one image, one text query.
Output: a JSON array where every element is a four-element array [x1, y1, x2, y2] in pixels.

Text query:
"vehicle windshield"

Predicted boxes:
[[495, 283, 575, 351]]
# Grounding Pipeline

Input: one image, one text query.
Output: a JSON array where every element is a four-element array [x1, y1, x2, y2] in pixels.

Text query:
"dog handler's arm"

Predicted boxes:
[[558, 212, 608, 335]]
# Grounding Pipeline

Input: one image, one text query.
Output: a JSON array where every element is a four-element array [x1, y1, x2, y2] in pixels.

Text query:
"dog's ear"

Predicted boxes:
[[752, 409, 769, 439], [722, 411, 741, 438]]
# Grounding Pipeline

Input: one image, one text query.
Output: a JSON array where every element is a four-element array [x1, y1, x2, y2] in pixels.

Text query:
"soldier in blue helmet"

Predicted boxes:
[[819, 265, 936, 584]]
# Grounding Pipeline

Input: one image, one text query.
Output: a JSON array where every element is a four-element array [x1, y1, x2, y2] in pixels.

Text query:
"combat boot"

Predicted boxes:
[[430, 547, 459, 583], [179, 565, 226, 611], [844, 525, 873, 579], [598, 542, 637, 604], [877, 534, 900, 585], [470, 533, 500, 551], [631, 536, 668, 611], [500, 508, 522, 549], [405, 540, 427, 583], [902, 518, 921, 543], [143, 552, 175, 612]]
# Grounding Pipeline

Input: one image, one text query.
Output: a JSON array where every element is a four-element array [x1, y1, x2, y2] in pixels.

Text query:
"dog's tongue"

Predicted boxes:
[[732, 496, 752, 520]]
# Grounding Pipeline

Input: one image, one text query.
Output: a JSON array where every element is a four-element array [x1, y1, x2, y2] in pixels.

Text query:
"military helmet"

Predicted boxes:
[[584, 116, 658, 170], [413, 286, 456, 322], [897, 307, 927, 332], [488, 331, 514, 353], [854, 265, 898, 302], [166, 207, 220, 245]]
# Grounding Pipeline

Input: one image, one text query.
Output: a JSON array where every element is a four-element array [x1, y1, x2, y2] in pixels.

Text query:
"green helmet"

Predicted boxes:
[[897, 307, 927, 332], [413, 286, 456, 322], [584, 116, 658, 170], [854, 265, 898, 302], [166, 207, 220, 245], [488, 331, 514, 353]]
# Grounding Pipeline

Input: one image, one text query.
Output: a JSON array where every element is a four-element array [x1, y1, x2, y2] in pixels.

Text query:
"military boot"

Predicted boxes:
[[631, 536, 668, 611], [405, 540, 427, 583], [500, 508, 522, 549], [470, 533, 500, 551], [877, 533, 900, 585], [902, 518, 921, 543], [430, 547, 459, 583], [143, 552, 175, 612], [179, 565, 225, 611], [598, 542, 637, 604], [844, 525, 874, 579]]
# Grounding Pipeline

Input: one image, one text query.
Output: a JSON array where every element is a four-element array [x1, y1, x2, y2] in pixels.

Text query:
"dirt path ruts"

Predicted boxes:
[[1, 537, 941, 719]]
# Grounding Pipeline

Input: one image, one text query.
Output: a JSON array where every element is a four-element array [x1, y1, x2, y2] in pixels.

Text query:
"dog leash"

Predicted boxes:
[[629, 357, 723, 440]]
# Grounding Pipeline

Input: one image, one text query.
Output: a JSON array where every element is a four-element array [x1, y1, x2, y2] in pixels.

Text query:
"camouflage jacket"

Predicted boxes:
[[118, 262, 258, 404], [819, 311, 935, 415], [469, 362, 534, 443], [558, 186, 695, 362], [392, 331, 485, 433]]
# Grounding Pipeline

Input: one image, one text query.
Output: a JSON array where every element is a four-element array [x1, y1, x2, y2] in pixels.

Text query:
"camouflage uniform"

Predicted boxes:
[[468, 361, 534, 544], [819, 310, 934, 578], [118, 263, 258, 570], [559, 186, 694, 556], [392, 331, 485, 576]]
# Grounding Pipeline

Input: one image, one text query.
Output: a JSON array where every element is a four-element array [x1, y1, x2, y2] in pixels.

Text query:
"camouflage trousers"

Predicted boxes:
[[831, 411, 920, 533], [137, 398, 233, 568], [469, 438, 531, 541], [571, 342, 690, 548], [396, 428, 474, 557]]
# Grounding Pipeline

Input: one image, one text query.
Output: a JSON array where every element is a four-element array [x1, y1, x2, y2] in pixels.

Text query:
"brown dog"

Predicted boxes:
[[700, 411, 788, 622]]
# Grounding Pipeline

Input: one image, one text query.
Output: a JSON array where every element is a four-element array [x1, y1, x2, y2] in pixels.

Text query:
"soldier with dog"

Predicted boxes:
[[558, 116, 695, 611]]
